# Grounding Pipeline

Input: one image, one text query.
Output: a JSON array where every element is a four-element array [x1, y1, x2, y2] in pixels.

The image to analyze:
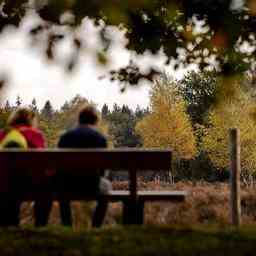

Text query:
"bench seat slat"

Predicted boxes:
[[16, 190, 187, 202]]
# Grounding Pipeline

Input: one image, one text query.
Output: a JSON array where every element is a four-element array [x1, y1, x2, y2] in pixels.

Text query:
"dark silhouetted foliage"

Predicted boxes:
[[0, 1, 254, 84]]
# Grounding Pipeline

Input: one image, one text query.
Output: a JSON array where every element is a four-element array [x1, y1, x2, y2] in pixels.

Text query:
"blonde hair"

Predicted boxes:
[[7, 108, 36, 127]]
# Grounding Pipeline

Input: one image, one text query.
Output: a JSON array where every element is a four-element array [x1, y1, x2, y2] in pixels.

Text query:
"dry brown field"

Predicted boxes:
[[20, 181, 256, 230]]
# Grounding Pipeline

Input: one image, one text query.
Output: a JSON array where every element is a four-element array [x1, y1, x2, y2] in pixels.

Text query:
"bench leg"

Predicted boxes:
[[122, 199, 133, 225], [122, 200, 144, 225], [137, 200, 144, 225]]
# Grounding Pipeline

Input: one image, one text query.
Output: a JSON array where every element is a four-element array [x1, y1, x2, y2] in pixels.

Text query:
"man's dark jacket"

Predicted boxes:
[[57, 126, 107, 194]]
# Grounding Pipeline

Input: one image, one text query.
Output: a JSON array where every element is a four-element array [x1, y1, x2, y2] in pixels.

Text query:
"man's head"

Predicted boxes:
[[79, 105, 99, 126]]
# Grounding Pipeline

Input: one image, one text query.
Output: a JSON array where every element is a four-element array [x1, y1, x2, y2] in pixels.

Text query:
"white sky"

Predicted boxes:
[[0, 12, 196, 110]]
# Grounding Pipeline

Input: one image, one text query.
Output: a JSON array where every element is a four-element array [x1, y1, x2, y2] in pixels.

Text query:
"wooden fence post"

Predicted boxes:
[[229, 128, 241, 226]]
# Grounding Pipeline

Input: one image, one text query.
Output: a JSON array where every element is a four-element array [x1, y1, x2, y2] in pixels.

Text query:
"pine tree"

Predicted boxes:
[[4, 100, 12, 112], [61, 101, 70, 112], [29, 98, 39, 113], [113, 103, 121, 113], [0, 100, 12, 128], [39, 100, 58, 147], [107, 103, 141, 147], [121, 105, 131, 115], [41, 100, 54, 121], [15, 96, 22, 108], [135, 105, 145, 120], [101, 103, 110, 119]]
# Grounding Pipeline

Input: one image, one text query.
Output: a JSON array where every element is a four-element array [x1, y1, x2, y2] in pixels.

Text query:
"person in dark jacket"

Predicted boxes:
[[57, 105, 112, 227]]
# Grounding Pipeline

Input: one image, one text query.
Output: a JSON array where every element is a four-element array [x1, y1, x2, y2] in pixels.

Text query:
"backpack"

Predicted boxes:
[[0, 129, 28, 149]]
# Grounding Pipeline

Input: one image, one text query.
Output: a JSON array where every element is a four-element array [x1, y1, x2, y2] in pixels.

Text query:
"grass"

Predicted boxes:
[[1, 224, 256, 255], [11, 181, 256, 255]]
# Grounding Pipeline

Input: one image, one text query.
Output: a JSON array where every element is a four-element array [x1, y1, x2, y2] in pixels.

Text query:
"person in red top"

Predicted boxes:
[[0, 108, 50, 226], [0, 109, 45, 148]]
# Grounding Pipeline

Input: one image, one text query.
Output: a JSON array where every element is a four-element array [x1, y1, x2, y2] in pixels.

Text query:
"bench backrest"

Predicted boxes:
[[0, 148, 172, 170], [0, 149, 172, 199]]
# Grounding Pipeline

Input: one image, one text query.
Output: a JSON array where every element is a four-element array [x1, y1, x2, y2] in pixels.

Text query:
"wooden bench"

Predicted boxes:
[[0, 149, 187, 225]]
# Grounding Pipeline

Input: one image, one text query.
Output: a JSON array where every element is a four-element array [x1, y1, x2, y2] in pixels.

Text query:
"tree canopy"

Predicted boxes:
[[180, 71, 218, 125], [0, 1, 255, 85], [202, 82, 256, 173], [136, 77, 196, 160]]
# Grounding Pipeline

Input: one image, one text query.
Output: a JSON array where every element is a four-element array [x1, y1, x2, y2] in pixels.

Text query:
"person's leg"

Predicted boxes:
[[34, 200, 52, 227], [92, 197, 108, 227], [60, 200, 72, 226], [55, 172, 73, 226], [9, 200, 21, 226], [4, 171, 23, 227], [0, 199, 21, 226], [92, 177, 112, 228]]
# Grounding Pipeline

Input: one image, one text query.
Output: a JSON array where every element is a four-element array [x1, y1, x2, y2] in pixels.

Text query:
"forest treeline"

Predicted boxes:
[[0, 95, 148, 149], [1, 71, 256, 183]]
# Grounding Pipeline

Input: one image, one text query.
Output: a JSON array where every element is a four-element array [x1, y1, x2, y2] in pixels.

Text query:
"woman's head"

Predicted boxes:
[[7, 108, 37, 127]]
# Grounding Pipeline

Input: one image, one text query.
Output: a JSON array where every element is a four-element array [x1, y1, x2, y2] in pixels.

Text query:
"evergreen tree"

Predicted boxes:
[[113, 103, 121, 113], [135, 105, 146, 120], [41, 100, 54, 121], [1, 100, 12, 128], [4, 100, 12, 112], [121, 105, 131, 115], [101, 103, 110, 119], [107, 104, 141, 147], [29, 98, 39, 113], [15, 95, 22, 108], [39, 100, 59, 147], [61, 101, 70, 112]]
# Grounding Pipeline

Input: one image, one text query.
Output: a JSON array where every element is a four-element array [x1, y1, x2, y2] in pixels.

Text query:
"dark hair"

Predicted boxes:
[[79, 105, 99, 125], [7, 108, 36, 127]]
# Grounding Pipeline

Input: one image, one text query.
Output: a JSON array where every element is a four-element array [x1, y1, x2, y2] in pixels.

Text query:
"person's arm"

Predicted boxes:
[[27, 129, 46, 148], [99, 134, 107, 148], [0, 130, 6, 143], [57, 134, 68, 148], [99, 136, 108, 176], [34, 131, 46, 148], [57, 136, 63, 148]]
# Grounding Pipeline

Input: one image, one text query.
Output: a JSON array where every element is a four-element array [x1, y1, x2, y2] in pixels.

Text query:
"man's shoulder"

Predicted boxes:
[[87, 127, 106, 137], [59, 128, 78, 140], [58, 128, 77, 147], [59, 126, 107, 147], [88, 127, 107, 143], [59, 127, 106, 138], [69, 126, 105, 137]]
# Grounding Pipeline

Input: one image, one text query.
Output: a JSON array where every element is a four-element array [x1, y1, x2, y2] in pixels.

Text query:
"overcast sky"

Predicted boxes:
[[0, 12, 195, 110]]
